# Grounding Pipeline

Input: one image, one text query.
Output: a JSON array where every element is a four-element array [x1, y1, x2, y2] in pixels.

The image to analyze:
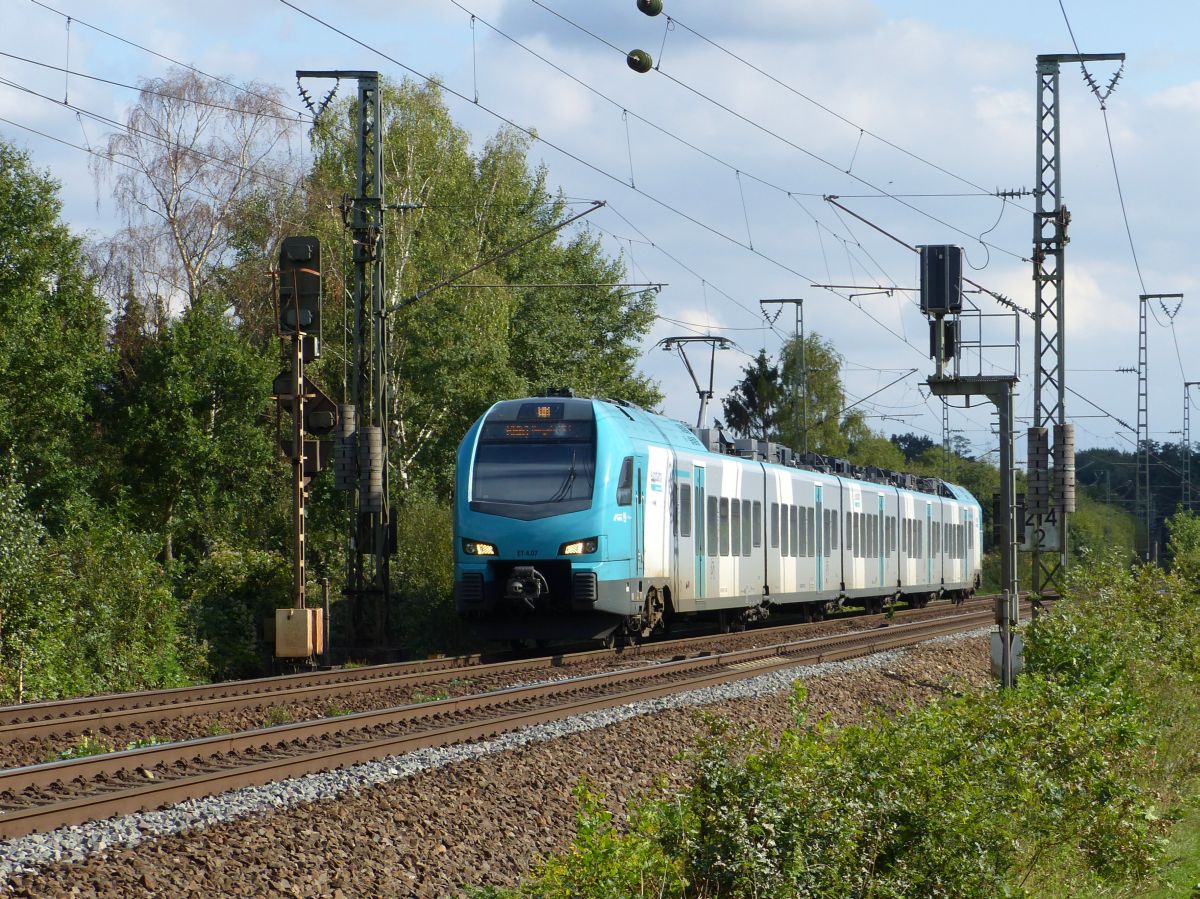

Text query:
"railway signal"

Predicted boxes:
[[273, 235, 331, 661]]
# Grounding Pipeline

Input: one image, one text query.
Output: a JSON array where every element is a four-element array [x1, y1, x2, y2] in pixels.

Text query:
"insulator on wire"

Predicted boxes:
[[626, 49, 653, 73], [334, 404, 357, 492], [1026, 427, 1049, 516], [1054, 424, 1077, 513], [358, 426, 385, 513]]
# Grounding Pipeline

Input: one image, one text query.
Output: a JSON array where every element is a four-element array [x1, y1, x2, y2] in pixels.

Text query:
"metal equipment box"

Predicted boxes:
[[275, 607, 324, 658], [919, 244, 963, 314]]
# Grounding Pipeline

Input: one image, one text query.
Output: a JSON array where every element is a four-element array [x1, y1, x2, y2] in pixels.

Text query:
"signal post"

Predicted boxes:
[[919, 244, 1020, 688], [274, 236, 336, 661]]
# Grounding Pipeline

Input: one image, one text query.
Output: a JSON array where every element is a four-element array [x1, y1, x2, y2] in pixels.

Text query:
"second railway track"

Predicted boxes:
[[0, 606, 1007, 842]]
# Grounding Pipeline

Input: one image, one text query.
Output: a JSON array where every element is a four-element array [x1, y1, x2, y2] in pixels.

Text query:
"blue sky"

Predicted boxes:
[[3, 0, 1199, 461]]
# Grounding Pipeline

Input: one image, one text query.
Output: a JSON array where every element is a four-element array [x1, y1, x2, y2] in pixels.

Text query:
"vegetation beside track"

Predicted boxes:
[[477, 512, 1200, 898]]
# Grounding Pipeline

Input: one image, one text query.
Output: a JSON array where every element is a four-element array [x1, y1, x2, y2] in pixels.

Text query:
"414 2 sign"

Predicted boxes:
[[1021, 507, 1061, 552]]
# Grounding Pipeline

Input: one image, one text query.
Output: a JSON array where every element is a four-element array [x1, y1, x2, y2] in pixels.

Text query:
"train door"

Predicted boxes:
[[878, 494, 885, 586], [815, 485, 824, 591], [634, 455, 646, 577], [694, 465, 706, 598], [925, 502, 933, 584], [644, 447, 671, 579]]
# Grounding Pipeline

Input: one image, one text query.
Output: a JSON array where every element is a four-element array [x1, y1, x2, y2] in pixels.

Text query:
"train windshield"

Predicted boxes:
[[471, 417, 596, 519]]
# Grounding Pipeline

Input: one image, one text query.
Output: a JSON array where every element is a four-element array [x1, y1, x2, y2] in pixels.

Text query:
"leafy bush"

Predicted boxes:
[[389, 493, 471, 656], [0, 472, 200, 702], [479, 515, 1200, 899], [53, 735, 115, 761], [184, 544, 290, 680]]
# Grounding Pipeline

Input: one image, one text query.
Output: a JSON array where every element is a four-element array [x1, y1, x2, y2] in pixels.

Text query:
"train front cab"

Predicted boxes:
[[453, 398, 671, 641]]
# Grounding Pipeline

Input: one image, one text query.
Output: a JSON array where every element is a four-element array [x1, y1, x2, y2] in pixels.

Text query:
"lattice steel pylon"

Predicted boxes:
[[1030, 52, 1123, 596], [1136, 294, 1150, 560], [1135, 293, 1183, 561], [298, 70, 391, 644], [1184, 381, 1200, 513]]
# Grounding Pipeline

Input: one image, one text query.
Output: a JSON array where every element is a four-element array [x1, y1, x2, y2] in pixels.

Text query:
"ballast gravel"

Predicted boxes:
[[1, 628, 994, 898]]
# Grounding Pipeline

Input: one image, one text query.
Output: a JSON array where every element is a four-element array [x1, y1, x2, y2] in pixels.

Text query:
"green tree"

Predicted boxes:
[[890, 432, 935, 462], [719, 335, 868, 457], [847, 433, 906, 470], [100, 297, 280, 564], [722, 350, 783, 441], [275, 79, 659, 496], [0, 140, 110, 516]]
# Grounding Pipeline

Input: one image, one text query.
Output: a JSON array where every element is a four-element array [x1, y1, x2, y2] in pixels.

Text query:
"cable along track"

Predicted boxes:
[[0, 608, 998, 841]]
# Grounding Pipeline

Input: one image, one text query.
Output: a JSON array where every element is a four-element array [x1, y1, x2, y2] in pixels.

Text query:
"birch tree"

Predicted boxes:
[[91, 69, 301, 318]]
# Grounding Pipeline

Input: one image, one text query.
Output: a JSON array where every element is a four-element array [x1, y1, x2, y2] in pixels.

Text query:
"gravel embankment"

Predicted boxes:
[[1, 631, 993, 898]]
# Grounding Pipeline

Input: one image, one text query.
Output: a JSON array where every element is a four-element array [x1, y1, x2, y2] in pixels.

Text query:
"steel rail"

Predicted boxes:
[[0, 595, 1001, 738], [0, 608, 1001, 840]]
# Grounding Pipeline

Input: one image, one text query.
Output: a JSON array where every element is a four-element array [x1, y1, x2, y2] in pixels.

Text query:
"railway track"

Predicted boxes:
[[0, 606, 1006, 841], [0, 596, 1008, 754]]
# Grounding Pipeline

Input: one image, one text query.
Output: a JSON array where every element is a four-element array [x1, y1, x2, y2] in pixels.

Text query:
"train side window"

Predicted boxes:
[[719, 497, 731, 557], [781, 504, 789, 557], [822, 510, 830, 557], [770, 503, 780, 548], [752, 501, 762, 548], [730, 499, 741, 557], [968, 521, 974, 550], [790, 505, 799, 557], [695, 486, 704, 554], [918, 521, 924, 557], [807, 507, 815, 558], [869, 514, 876, 557], [680, 483, 692, 538], [616, 457, 633, 506], [743, 500, 753, 555], [797, 505, 807, 557], [831, 510, 838, 551], [707, 495, 718, 557], [845, 511, 852, 555], [671, 482, 678, 537]]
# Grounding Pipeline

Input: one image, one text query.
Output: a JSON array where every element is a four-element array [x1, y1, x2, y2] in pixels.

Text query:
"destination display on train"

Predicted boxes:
[[481, 420, 592, 441]]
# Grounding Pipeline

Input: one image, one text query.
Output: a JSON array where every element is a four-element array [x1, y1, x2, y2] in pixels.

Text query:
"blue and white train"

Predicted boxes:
[[454, 395, 983, 643]]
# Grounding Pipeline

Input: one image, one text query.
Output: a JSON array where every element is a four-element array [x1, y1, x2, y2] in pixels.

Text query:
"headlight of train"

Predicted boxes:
[[558, 537, 598, 555], [462, 539, 497, 556]]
